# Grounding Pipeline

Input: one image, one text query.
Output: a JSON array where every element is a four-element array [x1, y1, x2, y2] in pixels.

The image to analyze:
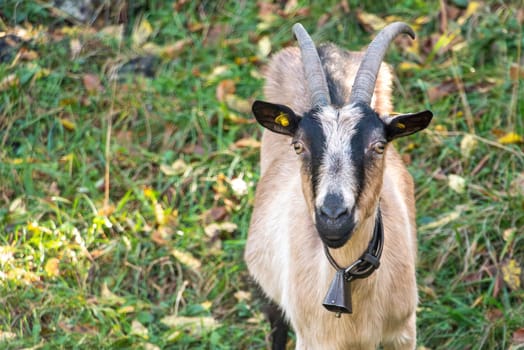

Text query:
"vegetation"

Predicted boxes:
[[0, 1, 522, 349]]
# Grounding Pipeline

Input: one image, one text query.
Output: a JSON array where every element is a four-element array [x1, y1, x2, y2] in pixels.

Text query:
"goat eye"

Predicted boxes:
[[372, 142, 386, 154], [293, 142, 304, 154]]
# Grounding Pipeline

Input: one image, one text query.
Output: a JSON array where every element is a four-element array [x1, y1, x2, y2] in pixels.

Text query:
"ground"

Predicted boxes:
[[0, 1, 523, 349]]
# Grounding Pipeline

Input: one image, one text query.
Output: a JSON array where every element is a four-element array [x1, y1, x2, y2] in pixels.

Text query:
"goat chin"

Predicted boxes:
[[245, 27, 422, 350]]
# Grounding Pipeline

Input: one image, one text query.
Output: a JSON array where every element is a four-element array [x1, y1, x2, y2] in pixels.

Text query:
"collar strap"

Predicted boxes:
[[322, 207, 384, 315], [323, 208, 383, 281]]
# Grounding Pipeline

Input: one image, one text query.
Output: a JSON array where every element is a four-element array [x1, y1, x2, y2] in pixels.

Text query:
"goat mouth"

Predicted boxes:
[[320, 234, 351, 249], [316, 221, 356, 249]]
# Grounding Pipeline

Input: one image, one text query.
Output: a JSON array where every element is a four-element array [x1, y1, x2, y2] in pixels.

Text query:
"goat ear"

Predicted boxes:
[[252, 100, 300, 136], [384, 110, 433, 141]]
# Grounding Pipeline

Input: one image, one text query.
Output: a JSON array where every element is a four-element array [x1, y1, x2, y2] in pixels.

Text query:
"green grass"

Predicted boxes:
[[1, 1, 523, 349]]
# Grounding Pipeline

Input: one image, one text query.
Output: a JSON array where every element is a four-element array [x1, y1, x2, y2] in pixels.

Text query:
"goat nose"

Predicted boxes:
[[320, 194, 348, 220]]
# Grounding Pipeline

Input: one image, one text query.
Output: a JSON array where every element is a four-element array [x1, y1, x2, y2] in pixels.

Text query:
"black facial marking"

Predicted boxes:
[[348, 104, 387, 202], [294, 108, 326, 197]]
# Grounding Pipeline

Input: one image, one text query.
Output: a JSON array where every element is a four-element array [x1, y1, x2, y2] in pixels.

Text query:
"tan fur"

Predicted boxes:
[[245, 46, 418, 349]]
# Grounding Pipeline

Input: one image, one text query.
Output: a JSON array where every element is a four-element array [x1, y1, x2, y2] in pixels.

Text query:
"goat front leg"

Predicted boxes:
[[382, 313, 416, 350], [262, 299, 289, 350]]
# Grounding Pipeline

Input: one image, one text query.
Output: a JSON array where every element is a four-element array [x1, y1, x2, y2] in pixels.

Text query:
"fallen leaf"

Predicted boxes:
[[460, 133, 478, 157], [70, 38, 82, 58], [419, 209, 461, 231], [158, 39, 192, 59], [225, 113, 254, 125], [356, 11, 387, 32], [44, 258, 60, 277], [498, 132, 523, 145], [457, 1, 482, 25], [513, 328, 524, 344], [160, 159, 188, 176], [216, 79, 236, 102], [130, 319, 149, 339], [501, 259, 521, 290], [485, 308, 504, 322], [510, 173, 524, 196], [257, 2, 280, 30], [141, 39, 191, 60], [18, 47, 38, 61], [503, 228, 517, 242], [234, 290, 252, 302], [0, 74, 19, 91], [144, 344, 160, 350], [60, 118, 76, 131], [225, 94, 251, 114], [230, 178, 248, 197], [0, 331, 16, 342], [509, 63, 524, 81], [427, 79, 457, 103], [118, 305, 135, 314], [232, 138, 260, 149], [160, 315, 218, 334], [82, 74, 103, 94], [204, 222, 238, 238], [133, 18, 153, 47], [448, 174, 466, 194], [398, 62, 421, 72], [99, 25, 124, 43], [257, 35, 272, 58], [172, 248, 201, 271], [100, 282, 126, 305], [203, 206, 228, 224], [201, 300, 212, 311]]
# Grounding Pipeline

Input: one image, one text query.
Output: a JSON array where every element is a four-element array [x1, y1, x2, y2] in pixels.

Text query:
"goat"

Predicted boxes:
[[244, 22, 433, 350]]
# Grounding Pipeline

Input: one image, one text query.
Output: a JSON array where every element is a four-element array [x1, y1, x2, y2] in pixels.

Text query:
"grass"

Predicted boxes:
[[1, 1, 523, 349]]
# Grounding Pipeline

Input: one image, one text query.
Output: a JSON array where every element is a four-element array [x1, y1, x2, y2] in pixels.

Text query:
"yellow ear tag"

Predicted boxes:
[[396, 122, 406, 129], [275, 113, 289, 127]]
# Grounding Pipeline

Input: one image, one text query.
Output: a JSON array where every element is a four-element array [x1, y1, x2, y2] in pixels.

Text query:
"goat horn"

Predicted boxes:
[[292, 23, 331, 107], [349, 22, 415, 105]]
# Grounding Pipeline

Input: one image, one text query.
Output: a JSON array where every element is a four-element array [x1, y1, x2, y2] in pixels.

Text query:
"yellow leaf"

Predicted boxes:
[[356, 11, 386, 31], [154, 202, 166, 226], [225, 94, 251, 114], [144, 344, 161, 350], [100, 282, 126, 305], [234, 290, 252, 302], [434, 124, 447, 133], [45, 258, 60, 277], [460, 133, 478, 157], [419, 209, 461, 231], [458, 1, 482, 25], [99, 25, 124, 42], [118, 305, 135, 314], [160, 315, 218, 334], [0, 331, 16, 342], [172, 248, 201, 271], [448, 174, 466, 194], [0, 246, 14, 264], [257, 35, 272, 58], [143, 187, 156, 201], [0, 74, 19, 92], [501, 259, 521, 290], [200, 300, 212, 311], [133, 18, 153, 47], [398, 62, 421, 72], [232, 137, 260, 149], [498, 132, 523, 145], [130, 319, 149, 339], [60, 118, 76, 131], [160, 159, 188, 176]]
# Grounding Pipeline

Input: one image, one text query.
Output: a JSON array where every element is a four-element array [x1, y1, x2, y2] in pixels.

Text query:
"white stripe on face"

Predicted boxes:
[[315, 104, 366, 211]]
